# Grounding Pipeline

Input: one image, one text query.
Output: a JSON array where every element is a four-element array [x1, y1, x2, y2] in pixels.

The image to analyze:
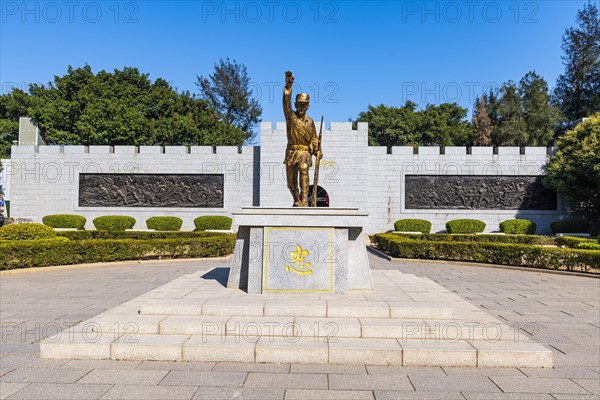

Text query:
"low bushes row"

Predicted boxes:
[[0, 235, 236, 270], [556, 236, 600, 250], [55, 230, 225, 241], [372, 233, 600, 273], [394, 218, 593, 235], [41, 214, 233, 232], [391, 233, 554, 246]]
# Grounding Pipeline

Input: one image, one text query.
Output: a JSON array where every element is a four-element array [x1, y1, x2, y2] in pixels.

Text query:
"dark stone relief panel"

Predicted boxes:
[[405, 175, 557, 210], [79, 174, 224, 208]]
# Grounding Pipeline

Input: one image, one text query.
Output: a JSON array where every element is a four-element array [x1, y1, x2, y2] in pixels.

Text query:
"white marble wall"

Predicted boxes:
[[8, 122, 564, 233]]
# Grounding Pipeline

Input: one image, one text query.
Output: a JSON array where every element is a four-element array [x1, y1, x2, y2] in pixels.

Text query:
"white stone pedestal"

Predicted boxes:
[[227, 207, 373, 294]]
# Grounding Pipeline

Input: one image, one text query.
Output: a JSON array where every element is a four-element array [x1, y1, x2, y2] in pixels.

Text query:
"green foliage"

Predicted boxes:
[[0, 223, 56, 240], [93, 216, 136, 231], [553, 2, 600, 121], [145, 216, 183, 231], [472, 95, 492, 146], [193, 216, 232, 231], [545, 114, 600, 222], [550, 220, 592, 234], [0, 235, 236, 270], [355, 101, 472, 147], [499, 219, 537, 235], [0, 65, 248, 149], [56, 230, 225, 240], [484, 72, 561, 146], [42, 214, 87, 230], [446, 219, 486, 234], [394, 219, 432, 234], [578, 242, 600, 250], [372, 233, 600, 272], [197, 58, 262, 143], [555, 236, 589, 248], [391, 233, 553, 245]]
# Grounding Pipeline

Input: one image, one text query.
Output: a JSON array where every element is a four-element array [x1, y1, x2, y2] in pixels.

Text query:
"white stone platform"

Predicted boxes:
[[40, 268, 552, 368]]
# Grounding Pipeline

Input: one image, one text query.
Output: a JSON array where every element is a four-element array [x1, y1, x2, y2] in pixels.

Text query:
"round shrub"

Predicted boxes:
[[499, 219, 537, 235], [446, 219, 486, 234], [93, 216, 136, 231], [42, 214, 87, 230], [146, 216, 183, 231], [394, 219, 432, 234], [0, 223, 57, 240], [550, 220, 591, 234], [194, 216, 232, 231]]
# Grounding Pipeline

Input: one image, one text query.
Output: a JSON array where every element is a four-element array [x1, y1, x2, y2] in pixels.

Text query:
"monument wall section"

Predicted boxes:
[[8, 122, 564, 233], [8, 145, 259, 230]]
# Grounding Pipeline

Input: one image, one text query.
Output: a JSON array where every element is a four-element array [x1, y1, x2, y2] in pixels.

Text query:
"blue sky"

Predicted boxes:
[[0, 0, 587, 127]]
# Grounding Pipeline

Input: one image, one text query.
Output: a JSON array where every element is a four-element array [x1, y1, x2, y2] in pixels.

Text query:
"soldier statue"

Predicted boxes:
[[283, 70, 321, 207]]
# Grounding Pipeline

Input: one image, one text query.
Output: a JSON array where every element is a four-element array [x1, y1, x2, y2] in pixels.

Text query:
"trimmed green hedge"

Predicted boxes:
[[146, 216, 183, 231], [551, 220, 591, 234], [0, 235, 236, 270], [446, 219, 486, 234], [499, 219, 537, 235], [0, 224, 57, 240], [391, 233, 554, 245], [194, 216, 232, 231], [93, 216, 136, 231], [394, 219, 432, 234], [42, 214, 87, 230], [55, 231, 224, 240], [556, 236, 591, 249], [372, 233, 600, 272], [578, 242, 600, 250]]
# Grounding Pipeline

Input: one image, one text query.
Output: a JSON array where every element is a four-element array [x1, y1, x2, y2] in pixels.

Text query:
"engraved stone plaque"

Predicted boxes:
[[405, 175, 557, 210], [262, 227, 337, 293], [79, 174, 224, 208]]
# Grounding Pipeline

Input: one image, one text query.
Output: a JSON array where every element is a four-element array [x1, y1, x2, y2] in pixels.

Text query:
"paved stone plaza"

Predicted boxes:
[[1, 254, 598, 399]]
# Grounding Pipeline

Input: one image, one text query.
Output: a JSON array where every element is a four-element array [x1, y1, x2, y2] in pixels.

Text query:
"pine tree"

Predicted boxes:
[[196, 58, 262, 143], [553, 2, 600, 122], [491, 82, 527, 146], [472, 95, 492, 146], [519, 71, 561, 146]]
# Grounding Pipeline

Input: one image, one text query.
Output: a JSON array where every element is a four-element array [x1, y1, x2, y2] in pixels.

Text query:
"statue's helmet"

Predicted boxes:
[[295, 93, 310, 103]]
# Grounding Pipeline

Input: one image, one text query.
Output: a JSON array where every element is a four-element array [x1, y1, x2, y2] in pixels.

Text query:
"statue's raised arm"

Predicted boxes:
[[283, 70, 294, 119]]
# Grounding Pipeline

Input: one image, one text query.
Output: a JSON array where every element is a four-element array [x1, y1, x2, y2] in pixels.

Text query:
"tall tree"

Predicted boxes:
[[553, 2, 600, 122], [545, 113, 600, 225], [196, 58, 262, 143], [355, 101, 471, 147], [472, 95, 492, 146], [491, 81, 527, 146], [519, 71, 561, 146], [0, 65, 247, 150]]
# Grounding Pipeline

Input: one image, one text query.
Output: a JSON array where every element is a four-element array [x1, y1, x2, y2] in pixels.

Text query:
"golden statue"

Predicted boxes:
[[283, 70, 321, 207]]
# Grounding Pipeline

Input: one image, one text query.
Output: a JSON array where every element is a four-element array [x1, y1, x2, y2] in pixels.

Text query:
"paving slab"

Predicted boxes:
[[328, 373, 413, 391], [400, 340, 477, 367], [136, 360, 215, 371], [193, 387, 284, 399], [6, 383, 112, 400], [290, 363, 366, 374], [213, 362, 290, 373], [373, 391, 466, 400], [100, 384, 198, 399], [78, 368, 169, 385], [490, 376, 592, 395], [243, 372, 328, 389], [285, 389, 374, 399], [0, 382, 28, 400], [0, 367, 90, 384], [158, 370, 247, 387], [408, 375, 501, 392]]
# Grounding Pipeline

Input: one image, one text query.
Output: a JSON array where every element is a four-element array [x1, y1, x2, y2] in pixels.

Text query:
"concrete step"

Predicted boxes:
[[139, 298, 457, 320], [40, 332, 552, 368]]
